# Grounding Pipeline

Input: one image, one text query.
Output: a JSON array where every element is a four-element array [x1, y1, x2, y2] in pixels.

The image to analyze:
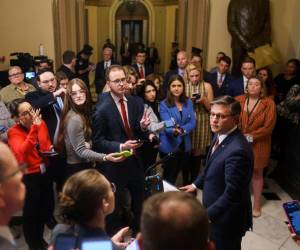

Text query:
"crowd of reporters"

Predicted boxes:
[[0, 42, 299, 250]]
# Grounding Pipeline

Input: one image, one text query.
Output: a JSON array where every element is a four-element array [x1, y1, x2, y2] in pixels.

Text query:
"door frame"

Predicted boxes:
[[109, 0, 155, 45]]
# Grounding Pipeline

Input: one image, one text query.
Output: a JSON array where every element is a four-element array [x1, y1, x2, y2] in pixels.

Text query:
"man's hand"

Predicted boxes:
[[121, 140, 143, 151], [53, 87, 66, 97], [111, 226, 132, 249], [105, 153, 126, 163], [179, 184, 197, 193]]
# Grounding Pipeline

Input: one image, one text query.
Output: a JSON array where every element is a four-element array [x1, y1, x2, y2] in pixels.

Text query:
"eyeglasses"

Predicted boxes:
[[111, 182, 116, 193], [70, 89, 86, 97], [9, 72, 23, 78], [209, 112, 232, 120], [0, 163, 27, 183], [40, 78, 56, 84], [110, 78, 127, 85]]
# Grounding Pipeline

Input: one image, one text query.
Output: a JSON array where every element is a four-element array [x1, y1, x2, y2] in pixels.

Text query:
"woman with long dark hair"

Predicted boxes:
[[146, 73, 164, 100], [257, 67, 277, 98], [57, 78, 124, 179], [274, 59, 300, 102], [159, 75, 196, 185], [137, 80, 165, 171]]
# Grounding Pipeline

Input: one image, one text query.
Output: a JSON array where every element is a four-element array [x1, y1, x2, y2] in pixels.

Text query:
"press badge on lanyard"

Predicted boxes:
[[40, 163, 46, 174]]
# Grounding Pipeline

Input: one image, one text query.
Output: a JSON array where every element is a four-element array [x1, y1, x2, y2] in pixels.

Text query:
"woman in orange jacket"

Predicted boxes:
[[236, 77, 276, 217]]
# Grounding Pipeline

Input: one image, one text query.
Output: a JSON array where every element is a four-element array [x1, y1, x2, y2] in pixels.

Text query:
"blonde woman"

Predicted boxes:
[[185, 63, 214, 183]]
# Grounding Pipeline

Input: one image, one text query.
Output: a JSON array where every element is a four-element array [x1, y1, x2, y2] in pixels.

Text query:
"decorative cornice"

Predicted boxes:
[[85, 0, 178, 7], [151, 0, 178, 5], [85, 0, 113, 6]]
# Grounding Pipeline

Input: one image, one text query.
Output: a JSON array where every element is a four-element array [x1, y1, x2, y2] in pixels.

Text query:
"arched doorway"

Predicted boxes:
[[109, 0, 154, 62], [115, 2, 149, 62]]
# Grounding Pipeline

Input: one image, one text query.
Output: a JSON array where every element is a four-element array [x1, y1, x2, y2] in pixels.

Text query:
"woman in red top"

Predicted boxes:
[[8, 98, 53, 250]]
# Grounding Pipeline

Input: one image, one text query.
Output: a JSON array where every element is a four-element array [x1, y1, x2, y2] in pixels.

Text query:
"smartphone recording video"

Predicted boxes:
[[283, 201, 300, 236], [54, 234, 77, 250], [81, 239, 113, 250]]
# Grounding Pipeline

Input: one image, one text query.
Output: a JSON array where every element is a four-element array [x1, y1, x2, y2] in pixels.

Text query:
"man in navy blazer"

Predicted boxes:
[[181, 96, 253, 250], [163, 50, 189, 94], [92, 65, 155, 235], [94, 47, 119, 94], [132, 49, 153, 79], [209, 55, 233, 98], [228, 57, 256, 97], [25, 68, 65, 224]]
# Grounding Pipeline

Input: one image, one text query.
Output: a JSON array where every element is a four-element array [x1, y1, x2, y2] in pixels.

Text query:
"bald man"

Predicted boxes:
[[94, 47, 119, 93], [0, 66, 35, 107], [0, 142, 26, 250], [163, 50, 189, 93], [137, 191, 215, 250]]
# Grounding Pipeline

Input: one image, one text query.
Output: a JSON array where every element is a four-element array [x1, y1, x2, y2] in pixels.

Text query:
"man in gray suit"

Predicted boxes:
[[0, 142, 26, 250]]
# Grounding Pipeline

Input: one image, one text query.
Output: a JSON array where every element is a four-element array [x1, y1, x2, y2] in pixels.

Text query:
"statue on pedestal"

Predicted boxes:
[[227, 0, 271, 76]]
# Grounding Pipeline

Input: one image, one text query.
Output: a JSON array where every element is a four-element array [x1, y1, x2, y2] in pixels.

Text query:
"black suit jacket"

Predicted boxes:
[[25, 89, 59, 142], [92, 92, 147, 184], [94, 60, 118, 93], [56, 65, 76, 80], [194, 129, 253, 238], [132, 63, 153, 79], [209, 72, 233, 98], [203, 70, 212, 83], [92, 93, 148, 154], [228, 77, 245, 97]]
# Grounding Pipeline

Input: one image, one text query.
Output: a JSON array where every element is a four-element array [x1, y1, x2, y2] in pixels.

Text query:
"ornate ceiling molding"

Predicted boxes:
[[85, 0, 178, 7]]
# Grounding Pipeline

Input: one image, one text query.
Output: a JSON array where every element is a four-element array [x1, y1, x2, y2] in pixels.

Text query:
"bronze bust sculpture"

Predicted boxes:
[[227, 0, 271, 76]]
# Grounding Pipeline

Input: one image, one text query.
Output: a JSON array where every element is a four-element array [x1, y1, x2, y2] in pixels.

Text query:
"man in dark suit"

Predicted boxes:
[[132, 49, 153, 79], [94, 47, 118, 94], [209, 55, 233, 98], [76, 44, 94, 92], [0, 142, 26, 250], [56, 50, 77, 80], [92, 65, 155, 236], [25, 69, 66, 223], [25, 69, 65, 144], [228, 57, 256, 97], [163, 50, 188, 93], [181, 96, 253, 250]]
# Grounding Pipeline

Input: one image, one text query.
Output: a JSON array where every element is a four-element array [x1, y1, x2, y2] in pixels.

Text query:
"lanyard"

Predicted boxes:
[[246, 97, 260, 119]]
